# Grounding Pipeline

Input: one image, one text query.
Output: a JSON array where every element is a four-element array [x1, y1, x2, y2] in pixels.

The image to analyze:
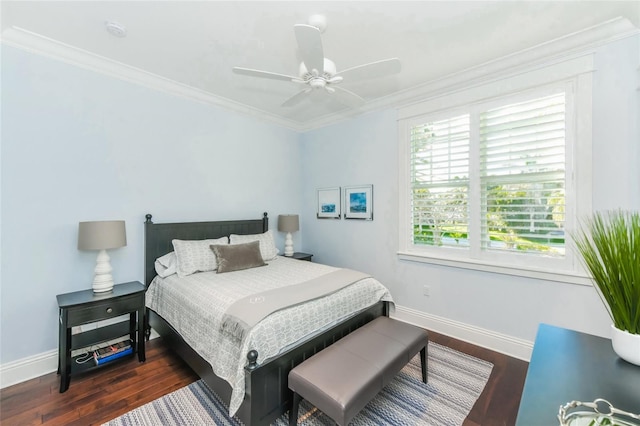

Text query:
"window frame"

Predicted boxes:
[[397, 56, 594, 285]]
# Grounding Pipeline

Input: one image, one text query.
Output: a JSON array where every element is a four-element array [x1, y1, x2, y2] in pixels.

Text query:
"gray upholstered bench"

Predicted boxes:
[[288, 316, 428, 426]]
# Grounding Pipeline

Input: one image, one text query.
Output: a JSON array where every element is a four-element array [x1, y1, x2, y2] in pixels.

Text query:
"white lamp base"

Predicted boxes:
[[284, 232, 294, 257], [92, 249, 114, 293]]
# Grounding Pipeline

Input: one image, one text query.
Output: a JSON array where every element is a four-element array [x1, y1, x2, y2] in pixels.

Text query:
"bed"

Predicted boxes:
[[143, 212, 392, 426]]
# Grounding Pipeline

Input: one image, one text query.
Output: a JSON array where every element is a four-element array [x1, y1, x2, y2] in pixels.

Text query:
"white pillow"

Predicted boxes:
[[155, 251, 178, 278], [229, 230, 279, 261], [172, 237, 229, 277]]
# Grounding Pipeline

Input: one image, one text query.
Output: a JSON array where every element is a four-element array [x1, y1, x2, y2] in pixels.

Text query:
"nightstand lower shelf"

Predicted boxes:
[[70, 345, 135, 375]]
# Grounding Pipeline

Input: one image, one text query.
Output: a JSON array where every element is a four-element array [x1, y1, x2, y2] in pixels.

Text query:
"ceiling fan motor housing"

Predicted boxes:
[[299, 58, 337, 80], [308, 14, 327, 33]]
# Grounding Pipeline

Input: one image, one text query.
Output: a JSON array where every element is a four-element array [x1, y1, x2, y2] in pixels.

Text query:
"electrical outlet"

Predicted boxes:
[[423, 285, 430, 296]]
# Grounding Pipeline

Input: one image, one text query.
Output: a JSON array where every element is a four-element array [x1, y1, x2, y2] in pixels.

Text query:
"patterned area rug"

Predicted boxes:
[[104, 342, 493, 426]]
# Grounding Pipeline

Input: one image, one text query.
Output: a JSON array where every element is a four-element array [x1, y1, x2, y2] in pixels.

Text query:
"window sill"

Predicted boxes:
[[397, 251, 592, 286]]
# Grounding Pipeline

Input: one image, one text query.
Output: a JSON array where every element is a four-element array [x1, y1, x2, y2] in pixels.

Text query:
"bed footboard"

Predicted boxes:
[[147, 301, 388, 426]]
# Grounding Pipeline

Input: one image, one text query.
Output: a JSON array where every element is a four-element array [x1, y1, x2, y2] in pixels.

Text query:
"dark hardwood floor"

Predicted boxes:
[[0, 331, 528, 426]]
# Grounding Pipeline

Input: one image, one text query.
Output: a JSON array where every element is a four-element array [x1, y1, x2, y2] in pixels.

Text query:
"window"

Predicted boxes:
[[399, 68, 592, 283]]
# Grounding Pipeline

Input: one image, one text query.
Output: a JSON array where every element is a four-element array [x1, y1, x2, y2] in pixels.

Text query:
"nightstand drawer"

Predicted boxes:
[[67, 294, 142, 325]]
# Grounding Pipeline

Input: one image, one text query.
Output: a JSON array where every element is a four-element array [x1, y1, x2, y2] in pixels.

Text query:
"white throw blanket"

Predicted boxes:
[[145, 256, 393, 415]]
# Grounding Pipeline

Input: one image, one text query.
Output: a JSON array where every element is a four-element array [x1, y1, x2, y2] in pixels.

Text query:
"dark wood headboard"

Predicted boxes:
[[144, 212, 269, 286]]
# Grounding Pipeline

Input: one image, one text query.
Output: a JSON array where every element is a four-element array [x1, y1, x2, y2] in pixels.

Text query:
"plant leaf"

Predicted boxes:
[[572, 210, 640, 334]]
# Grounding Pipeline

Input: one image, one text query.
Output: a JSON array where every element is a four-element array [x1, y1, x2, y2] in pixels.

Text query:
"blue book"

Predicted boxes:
[[93, 346, 133, 365]]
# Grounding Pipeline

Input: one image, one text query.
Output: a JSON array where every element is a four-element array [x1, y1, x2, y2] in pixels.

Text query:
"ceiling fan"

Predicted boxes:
[[232, 15, 401, 108]]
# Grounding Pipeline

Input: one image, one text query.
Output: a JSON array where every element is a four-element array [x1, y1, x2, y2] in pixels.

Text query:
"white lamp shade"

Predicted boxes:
[[78, 220, 127, 250], [278, 215, 299, 233], [78, 220, 127, 293]]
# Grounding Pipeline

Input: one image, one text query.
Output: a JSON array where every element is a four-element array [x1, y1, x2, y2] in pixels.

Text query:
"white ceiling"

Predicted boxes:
[[2, 1, 639, 130]]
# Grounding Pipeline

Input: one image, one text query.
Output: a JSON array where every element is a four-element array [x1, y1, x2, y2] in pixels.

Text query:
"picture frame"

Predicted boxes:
[[317, 187, 341, 219], [343, 185, 373, 220]]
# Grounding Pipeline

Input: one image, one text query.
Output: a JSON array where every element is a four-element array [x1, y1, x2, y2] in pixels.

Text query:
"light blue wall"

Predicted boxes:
[[300, 35, 640, 343], [1, 34, 638, 367], [0, 46, 301, 363], [300, 110, 400, 279]]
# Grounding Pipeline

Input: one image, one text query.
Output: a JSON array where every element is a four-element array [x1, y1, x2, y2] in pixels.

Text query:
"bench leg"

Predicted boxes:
[[420, 346, 428, 384], [290, 392, 301, 426]]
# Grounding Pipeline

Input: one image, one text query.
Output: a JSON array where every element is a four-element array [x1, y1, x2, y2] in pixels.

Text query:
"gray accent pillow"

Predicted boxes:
[[211, 240, 266, 274]]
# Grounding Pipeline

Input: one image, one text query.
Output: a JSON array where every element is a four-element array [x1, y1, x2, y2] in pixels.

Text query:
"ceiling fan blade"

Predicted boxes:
[[336, 58, 401, 80], [233, 67, 299, 82], [331, 86, 365, 108], [294, 24, 324, 75], [281, 88, 312, 107]]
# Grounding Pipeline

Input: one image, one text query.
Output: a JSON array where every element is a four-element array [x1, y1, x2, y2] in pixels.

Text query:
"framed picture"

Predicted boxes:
[[317, 187, 341, 219], [344, 185, 373, 220]]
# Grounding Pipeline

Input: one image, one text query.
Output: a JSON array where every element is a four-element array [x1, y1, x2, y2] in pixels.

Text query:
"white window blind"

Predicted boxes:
[[410, 115, 470, 248], [480, 93, 566, 256]]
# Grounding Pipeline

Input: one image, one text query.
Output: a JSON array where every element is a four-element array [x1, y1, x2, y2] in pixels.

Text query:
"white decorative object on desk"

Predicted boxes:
[[78, 220, 127, 293], [278, 214, 299, 257]]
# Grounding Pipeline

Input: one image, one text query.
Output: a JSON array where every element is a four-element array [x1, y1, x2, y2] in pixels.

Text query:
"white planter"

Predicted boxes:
[[611, 324, 640, 366]]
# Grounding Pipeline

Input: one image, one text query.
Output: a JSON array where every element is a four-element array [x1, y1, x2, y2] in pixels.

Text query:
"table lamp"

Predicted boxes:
[[278, 214, 299, 257], [78, 220, 127, 293]]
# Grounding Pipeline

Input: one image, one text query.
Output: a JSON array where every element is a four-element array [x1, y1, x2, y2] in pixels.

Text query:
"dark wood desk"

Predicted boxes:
[[516, 323, 640, 425]]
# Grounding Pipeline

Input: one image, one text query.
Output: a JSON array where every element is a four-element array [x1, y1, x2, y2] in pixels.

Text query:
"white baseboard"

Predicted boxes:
[[392, 305, 533, 362], [0, 329, 160, 390], [1, 312, 530, 389], [0, 349, 58, 389]]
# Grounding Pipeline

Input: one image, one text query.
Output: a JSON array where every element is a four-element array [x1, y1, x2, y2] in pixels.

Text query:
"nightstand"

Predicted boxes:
[[56, 281, 146, 393], [289, 252, 313, 261]]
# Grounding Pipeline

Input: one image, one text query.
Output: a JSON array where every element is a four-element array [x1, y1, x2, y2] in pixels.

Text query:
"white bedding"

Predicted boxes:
[[145, 256, 393, 415]]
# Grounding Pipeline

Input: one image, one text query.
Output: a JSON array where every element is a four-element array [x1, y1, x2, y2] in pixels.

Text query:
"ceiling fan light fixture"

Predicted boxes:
[[309, 78, 326, 89]]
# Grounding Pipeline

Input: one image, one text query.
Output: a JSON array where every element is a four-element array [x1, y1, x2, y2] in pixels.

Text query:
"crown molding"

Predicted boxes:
[[0, 26, 307, 132], [1, 17, 637, 133], [301, 16, 639, 131]]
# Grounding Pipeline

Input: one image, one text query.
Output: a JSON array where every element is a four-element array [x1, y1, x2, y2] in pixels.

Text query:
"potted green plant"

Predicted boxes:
[[573, 210, 640, 366]]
